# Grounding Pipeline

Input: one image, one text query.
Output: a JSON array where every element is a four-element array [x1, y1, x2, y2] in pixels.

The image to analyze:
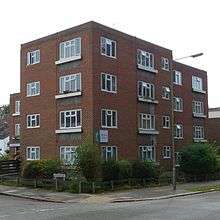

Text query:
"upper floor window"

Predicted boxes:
[[138, 81, 155, 101], [193, 126, 204, 140], [27, 81, 40, 97], [60, 110, 81, 129], [27, 114, 40, 128], [27, 50, 40, 65], [59, 73, 81, 94], [102, 146, 117, 161], [27, 147, 40, 160], [59, 37, 81, 61], [101, 109, 117, 128], [161, 57, 169, 71], [163, 146, 171, 159], [162, 86, 171, 100], [174, 124, 183, 139], [162, 116, 170, 129], [15, 124, 20, 137], [139, 146, 155, 161], [100, 37, 116, 58], [15, 101, 20, 114], [173, 97, 183, 112], [60, 146, 77, 165], [192, 76, 203, 91], [139, 113, 155, 130], [173, 70, 182, 85], [137, 49, 155, 71], [193, 101, 204, 115], [101, 73, 117, 93]]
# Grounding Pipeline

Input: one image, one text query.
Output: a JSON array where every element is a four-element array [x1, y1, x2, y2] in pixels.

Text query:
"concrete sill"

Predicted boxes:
[[12, 113, 20, 116], [138, 129, 159, 135], [138, 97, 159, 104], [193, 113, 207, 118], [9, 143, 20, 147], [137, 64, 158, 73], [55, 128, 82, 134], [193, 138, 207, 143], [192, 88, 206, 94], [55, 56, 81, 65], [55, 91, 82, 99]]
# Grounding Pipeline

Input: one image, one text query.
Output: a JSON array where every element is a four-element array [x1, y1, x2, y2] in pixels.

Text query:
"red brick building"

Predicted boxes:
[[9, 21, 208, 168]]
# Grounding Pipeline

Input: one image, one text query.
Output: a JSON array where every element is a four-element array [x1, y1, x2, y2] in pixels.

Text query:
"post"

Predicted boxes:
[[78, 181, 81, 193], [16, 177, 20, 186], [92, 182, 95, 194], [55, 178, 58, 191], [110, 180, 114, 191], [35, 178, 38, 188]]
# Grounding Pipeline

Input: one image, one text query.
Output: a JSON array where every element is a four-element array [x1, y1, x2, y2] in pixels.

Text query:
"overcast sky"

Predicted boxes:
[[0, 0, 218, 107]]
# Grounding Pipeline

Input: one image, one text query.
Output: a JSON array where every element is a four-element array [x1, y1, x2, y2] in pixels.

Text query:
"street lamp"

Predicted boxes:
[[171, 52, 204, 191]]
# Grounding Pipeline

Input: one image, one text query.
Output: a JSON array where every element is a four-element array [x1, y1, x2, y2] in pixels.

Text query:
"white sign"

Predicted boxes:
[[53, 173, 66, 180], [99, 130, 108, 143]]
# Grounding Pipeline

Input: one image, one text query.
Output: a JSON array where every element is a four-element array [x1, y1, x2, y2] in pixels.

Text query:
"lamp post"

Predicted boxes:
[[171, 52, 204, 191]]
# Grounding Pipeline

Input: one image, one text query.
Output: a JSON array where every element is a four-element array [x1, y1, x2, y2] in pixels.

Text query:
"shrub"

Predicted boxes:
[[22, 161, 42, 178], [0, 153, 10, 161], [118, 160, 132, 179], [180, 143, 218, 176], [75, 139, 101, 181], [101, 160, 119, 181]]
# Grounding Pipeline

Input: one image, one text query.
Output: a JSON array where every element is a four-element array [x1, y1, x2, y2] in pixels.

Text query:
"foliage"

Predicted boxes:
[[75, 139, 101, 181], [101, 160, 120, 181], [118, 160, 132, 179], [0, 153, 10, 161], [179, 143, 218, 176]]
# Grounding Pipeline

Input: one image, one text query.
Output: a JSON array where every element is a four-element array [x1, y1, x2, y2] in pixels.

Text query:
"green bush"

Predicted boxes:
[[0, 153, 10, 161], [22, 160, 62, 179], [101, 160, 119, 181], [180, 143, 218, 176], [118, 160, 132, 179]]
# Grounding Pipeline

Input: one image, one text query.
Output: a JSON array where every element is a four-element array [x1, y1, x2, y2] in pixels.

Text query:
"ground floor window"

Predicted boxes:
[[26, 147, 40, 160], [101, 146, 117, 161], [163, 146, 171, 159], [139, 146, 155, 161], [60, 146, 77, 165]]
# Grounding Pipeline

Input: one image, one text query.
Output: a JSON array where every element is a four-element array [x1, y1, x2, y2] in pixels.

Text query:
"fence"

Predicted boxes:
[[0, 160, 20, 176]]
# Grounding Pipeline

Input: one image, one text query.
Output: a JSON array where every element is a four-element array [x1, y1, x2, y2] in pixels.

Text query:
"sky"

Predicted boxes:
[[0, 0, 219, 107]]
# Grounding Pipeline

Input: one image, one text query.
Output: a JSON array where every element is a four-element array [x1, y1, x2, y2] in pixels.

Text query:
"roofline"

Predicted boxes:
[[173, 60, 207, 73]]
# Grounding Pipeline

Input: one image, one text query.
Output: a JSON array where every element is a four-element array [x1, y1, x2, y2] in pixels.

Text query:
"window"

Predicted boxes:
[[15, 101, 20, 114], [193, 126, 204, 139], [27, 81, 40, 97], [59, 37, 81, 61], [193, 101, 204, 115], [100, 37, 116, 58], [173, 97, 183, 112], [27, 114, 40, 128], [173, 71, 182, 85], [192, 76, 203, 91], [59, 73, 81, 94], [60, 146, 77, 165], [15, 124, 20, 137], [163, 146, 171, 159], [137, 49, 155, 71], [102, 146, 117, 161], [162, 86, 171, 100], [101, 109, 117, 128], [101, 73, 117, 93], [60, 110, 81, 129], [174, 124, 183, 139], [139, 114, 155, 130], [138, 81, 155, 100], [161, 57, 169, 71], [139, 146, 155, 161], [27, 50, 40, 65], [162, 116, 170, 128], [26, 147, 40, 160]]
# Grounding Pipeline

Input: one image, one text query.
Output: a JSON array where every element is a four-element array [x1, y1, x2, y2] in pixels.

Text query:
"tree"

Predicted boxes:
[[75, 138, 101, 181], [179, 143, 217, 176]]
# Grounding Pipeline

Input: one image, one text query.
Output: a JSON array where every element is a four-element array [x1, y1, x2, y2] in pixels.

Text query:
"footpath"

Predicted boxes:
[[1, 180, 220, 204]]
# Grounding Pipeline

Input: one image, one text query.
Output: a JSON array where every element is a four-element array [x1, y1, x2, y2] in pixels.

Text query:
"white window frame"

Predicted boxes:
[[138, 81, 155, 101], [163, 146, 171, 159], [137, 49, 156, 72], [193, 101, 204, 115], [100, 37, 116, 58], [26, 147, 40, 160], [101, 146, 117, 161], [60, 109, 82, 129], [139, 113, 155, 130], [192, 76, 203, 92], [60, 146, 77, 165], [139, 146, 155, 161], [101, 109, 117, 128], [101, 73, 117, 93], [162, 86, 171, 100], [162, 116, 170, 129], [27, 81, 40, 97], [15, 101, 20, 114], [27, 114, 40, 128], [173, 97, 183, 112], [174, 124, 184, 139], [161, 57, 169, 71], [27, 50, 40, 65], [15, 124, 20, 137], [173, 70, 182, 85], [193, 126, 204, 140]]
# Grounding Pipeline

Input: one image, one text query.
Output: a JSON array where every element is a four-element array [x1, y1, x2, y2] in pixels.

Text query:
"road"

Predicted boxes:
[[0, 192, 220, 220]]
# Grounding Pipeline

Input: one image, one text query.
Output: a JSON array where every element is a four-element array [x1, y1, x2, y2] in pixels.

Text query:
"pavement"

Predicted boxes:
[[1, 180, 220, 204]]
